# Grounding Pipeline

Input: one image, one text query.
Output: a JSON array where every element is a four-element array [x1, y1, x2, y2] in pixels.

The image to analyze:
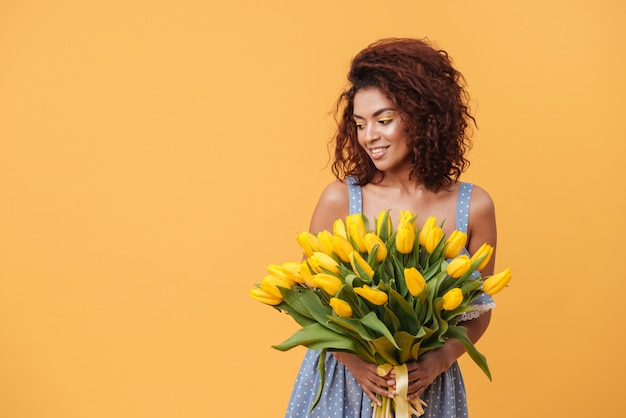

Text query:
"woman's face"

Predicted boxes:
[[353, 87, 412, 175]]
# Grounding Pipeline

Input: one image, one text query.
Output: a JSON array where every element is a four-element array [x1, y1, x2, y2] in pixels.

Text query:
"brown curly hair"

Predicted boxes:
[[331, 38, 475, 192]]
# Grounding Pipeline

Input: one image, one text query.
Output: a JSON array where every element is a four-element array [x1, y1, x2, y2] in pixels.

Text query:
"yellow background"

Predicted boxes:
[[1, 1, 624, 417]]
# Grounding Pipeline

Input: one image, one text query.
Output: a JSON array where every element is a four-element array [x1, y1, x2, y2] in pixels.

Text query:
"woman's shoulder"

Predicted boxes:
[[466, 183, 495, 214], [316, 179, 350, 212], [309, 180, 350, 233]]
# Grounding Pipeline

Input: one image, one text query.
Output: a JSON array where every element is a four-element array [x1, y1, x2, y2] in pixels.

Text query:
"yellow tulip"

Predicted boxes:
[[442, 288, 463, 310], [312, 273, 343, 296], [349, 251, 375, 279], [296, 231, 321, 257], [260, 274, 292, 298], [483, 267, 512, 295], [471, 243, 494, 271], [317, 230, 336, 257], [309, 252, 340, 274], [395, 226, 416, 254], [420, 218, 443, 254], [376, 210, 393, 239], [333, 218, 347, 239], [398, 210, 416, 229], [419, 216, 437, 245], [281, 261, 305, 284], [444, 230, 468, 259], [300, 261, 317, 288], [329, 297, 353, 317], [404, 267, 427, 297], [332, 235, 355, 263], [267, 264, 298, 286], [446, 255, 472, 278], [365, 233, 388, 262], [354, 285, 388, 305], [346, 214, 368, 253], [250, 287, 282, 305]]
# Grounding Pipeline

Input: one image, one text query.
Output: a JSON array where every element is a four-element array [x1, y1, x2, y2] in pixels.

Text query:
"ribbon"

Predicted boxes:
[[375, 363, 427, 417], [393, 364, 410, 417]]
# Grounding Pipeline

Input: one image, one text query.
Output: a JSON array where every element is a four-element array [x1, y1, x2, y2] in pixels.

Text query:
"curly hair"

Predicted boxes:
[[331, 38, 475, 192]]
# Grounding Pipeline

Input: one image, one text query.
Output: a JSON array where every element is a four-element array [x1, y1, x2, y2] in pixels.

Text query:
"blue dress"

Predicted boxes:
[[285, 181, 495, 418]]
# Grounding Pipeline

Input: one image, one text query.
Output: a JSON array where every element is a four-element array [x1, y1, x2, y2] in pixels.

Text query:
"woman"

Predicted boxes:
[[285, 38, 497, 418]]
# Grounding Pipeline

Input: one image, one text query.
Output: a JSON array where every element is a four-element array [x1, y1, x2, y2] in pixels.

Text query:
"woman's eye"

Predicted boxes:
[[355, 122, 365, 130], [378, 118, 393, 125]]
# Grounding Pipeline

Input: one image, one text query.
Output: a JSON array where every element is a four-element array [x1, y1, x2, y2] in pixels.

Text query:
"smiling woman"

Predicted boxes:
[[284, 37, 497, 418]]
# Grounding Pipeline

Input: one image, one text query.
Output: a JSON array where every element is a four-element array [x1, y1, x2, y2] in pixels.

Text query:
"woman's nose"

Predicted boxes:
[[364, 124, 380, 142]]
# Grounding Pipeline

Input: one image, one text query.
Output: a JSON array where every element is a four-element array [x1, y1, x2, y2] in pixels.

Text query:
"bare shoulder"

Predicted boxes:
[[309, 180, 350, 233], [469, 184, 496, 217]]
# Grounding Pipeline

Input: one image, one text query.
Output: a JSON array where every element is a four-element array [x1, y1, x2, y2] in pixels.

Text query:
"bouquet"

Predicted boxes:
[[250, 210, 511, 417]]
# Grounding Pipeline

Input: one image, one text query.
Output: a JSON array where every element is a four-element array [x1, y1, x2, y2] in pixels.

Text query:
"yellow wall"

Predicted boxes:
[[1, 1, 624, 417]]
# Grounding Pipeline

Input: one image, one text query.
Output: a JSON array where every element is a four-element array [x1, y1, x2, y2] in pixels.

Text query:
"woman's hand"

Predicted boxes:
[[400, 351, 450, 401], [332, 352, 393, 405]]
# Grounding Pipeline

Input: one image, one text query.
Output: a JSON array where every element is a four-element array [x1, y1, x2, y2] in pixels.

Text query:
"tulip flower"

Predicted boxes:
[[260, 275, 293, 298], [471, 243, 494, 271], [354, 285, 388, 305], [444, 230, 468, 259], [346, 214, 368, 253], [300, 261, 317, 288], [419, 216, 437, 244], [395, 226, 416, 254], [316, 230, 336, 257], [250, 287, 283, 305], [332, 235, 354, 263], [312, 273, 343, 296], [376, 210, 393, 240], [398, 210, 416, 229], [365, 232, 388, 262], [483, 267, 512, 295], [442, 288, 463, 310], [281, 261, 305, 284], [296, 231, 321, 257], [267, 264, 298, 286], [404, 267, 427, 297], [329, 297, 353, 317], [309, 252, 340, 274], [349, 251, 375, 279], [420, 225, 443, 254], [446, 255, 472, 278], [333, 218, 347, 239]]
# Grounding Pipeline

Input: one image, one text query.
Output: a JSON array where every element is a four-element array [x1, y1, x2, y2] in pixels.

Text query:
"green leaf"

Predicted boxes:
[[326, 316, 377, 341], [310, 349, 327, 412], [279, 287, 318, 320], [394, 331, 421, 363], [343, 273, 364, 288], [360, 312, 400, 349], [387, 288, 418, 334], [294, 290, 334, 325], [383, 306, 401, 333], [369, 336, 400, 365], [272, 323, 361, 352], [447, 324, 492, 380]]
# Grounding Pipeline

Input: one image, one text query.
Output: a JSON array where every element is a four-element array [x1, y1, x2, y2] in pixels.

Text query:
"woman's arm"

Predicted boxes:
[[403, 185, 497, 401]]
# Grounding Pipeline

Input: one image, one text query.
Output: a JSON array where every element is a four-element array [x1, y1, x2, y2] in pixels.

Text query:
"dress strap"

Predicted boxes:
[[455, 182, 473, 233], [346, 176, 362, 215]]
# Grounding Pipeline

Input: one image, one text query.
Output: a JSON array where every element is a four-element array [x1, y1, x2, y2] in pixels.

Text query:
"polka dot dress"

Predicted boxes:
[[284, 180, 489, 418]]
